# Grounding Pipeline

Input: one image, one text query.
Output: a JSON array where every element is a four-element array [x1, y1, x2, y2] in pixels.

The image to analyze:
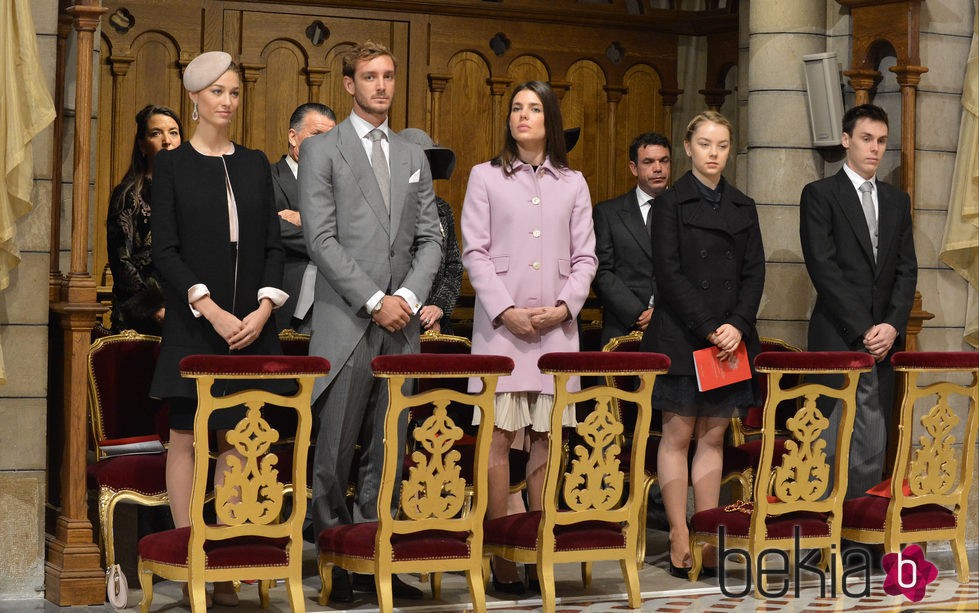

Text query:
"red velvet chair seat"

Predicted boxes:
[[317, 522, 471, 561], [727, 438, 790, 472], [139, 526, 291, 568], [690, 507, 830, 539], [483, 511, 625, 551], [86, 452, 168, 494], [842, 496, 956, 532]]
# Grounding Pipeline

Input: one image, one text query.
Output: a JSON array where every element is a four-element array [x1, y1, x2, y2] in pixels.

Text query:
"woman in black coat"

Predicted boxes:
[[149, 51, 285, 606], [639, 111, 765, 578]]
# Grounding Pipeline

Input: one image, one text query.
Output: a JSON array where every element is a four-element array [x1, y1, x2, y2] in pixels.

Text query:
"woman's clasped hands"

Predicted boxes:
[[499, 303, 571, 337]]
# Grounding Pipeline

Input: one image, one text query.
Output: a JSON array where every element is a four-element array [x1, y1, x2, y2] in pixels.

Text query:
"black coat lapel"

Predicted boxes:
[[617, 191, 652, 258]]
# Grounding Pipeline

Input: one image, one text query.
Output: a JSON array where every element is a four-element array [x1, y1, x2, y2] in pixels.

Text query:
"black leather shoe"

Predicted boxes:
[[352, 573, 424, 600], [329, 567, 353, 604], [700, 565, 718, 578]]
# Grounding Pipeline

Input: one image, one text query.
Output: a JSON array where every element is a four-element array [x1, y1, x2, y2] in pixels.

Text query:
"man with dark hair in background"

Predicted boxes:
[[592, 131, 672, 347]]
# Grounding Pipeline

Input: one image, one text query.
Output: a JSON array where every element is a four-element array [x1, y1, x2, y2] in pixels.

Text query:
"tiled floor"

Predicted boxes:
[[3, 534, 976, 612]]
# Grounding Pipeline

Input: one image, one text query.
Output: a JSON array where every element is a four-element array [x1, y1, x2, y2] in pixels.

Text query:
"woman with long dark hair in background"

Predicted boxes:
[[106, 104, 183, 334]]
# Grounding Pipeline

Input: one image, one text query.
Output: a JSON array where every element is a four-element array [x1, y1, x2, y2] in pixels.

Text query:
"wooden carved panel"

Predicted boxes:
[[614, 65, 664, 197], [564, 60, 610, 203]]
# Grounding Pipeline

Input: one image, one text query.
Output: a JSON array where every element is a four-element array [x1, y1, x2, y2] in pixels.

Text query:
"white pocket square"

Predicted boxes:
[[408, 169, 421, 183]]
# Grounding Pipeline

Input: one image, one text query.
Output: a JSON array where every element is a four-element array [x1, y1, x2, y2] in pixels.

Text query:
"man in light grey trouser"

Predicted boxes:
[[298, 41, 441, 602]]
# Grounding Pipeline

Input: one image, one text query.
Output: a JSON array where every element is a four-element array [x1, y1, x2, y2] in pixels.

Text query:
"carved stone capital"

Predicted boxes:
[[843, 68, 882, 92], [550, 80, 572, 100], [109, 55, 135, 78], [699, 88, 732, 110]]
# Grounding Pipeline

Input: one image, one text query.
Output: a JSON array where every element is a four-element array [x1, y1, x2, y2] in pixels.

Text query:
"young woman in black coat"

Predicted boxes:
[[149, 51, 286, 606], [639, 111, 765, 578]]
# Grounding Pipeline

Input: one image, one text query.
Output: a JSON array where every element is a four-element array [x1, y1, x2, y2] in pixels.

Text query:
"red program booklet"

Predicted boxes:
[[693, 341, 751, 392]]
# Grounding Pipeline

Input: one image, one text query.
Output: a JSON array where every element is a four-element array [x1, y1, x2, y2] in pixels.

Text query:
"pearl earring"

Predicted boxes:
[[192, 103, 199, 122]]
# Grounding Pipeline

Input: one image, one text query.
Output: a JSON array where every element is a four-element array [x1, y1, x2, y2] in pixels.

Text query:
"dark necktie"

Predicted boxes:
[[368, 129, 390, 212], [644, 200, 653, 232]]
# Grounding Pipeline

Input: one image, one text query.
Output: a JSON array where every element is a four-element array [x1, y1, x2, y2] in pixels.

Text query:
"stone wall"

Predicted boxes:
[[0, 0, 58, 598]]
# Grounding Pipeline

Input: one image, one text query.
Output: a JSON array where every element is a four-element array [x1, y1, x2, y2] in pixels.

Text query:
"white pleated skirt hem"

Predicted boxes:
[[473, 391, 576, 432]]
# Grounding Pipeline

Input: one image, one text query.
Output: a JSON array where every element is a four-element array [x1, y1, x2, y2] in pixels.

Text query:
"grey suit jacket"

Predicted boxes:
[[298, 117, 442, 400], [271, 155, 308, 330]]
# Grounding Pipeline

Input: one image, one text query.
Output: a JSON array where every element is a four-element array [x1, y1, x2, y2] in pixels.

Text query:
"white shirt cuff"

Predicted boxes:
[[394, 288, 422, 314], [258, 287, 289, 309], [188, 284, 210, 318], [365, 290, 385, 314]]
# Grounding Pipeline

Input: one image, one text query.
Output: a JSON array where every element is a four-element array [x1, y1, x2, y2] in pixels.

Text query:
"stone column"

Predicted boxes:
[[745, 0, 828, 346]]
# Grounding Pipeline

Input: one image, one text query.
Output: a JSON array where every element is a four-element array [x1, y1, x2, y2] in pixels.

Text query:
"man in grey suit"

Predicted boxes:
[[271, 102, 336, 333], [298, 41, 441, 602], [592, 132, 671, 348], [800, 104, 917, 502]]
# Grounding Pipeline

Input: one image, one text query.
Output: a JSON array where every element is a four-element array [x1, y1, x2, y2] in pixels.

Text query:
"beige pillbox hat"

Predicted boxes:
[[182, 51, 233, 92]]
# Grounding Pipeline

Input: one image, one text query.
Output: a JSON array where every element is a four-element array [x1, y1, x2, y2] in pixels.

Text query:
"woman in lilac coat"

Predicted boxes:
[[461, 80, 597, 592]]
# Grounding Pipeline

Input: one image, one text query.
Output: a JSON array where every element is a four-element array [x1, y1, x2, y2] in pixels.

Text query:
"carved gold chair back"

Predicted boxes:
[[688, 351, 874, 595], [841, 351, 978, 582], [137, 355, 329, 613], [316, 354, 513, 613], [483, 351, 669, 611]]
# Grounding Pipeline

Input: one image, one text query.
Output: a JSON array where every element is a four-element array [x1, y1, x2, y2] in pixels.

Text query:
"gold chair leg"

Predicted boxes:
[[951, 538, 969, 583], [137, 559, 153, 613], [377, 572, 394, 613], [620, 557, 642, 608], [581, 561, 592, 589], [539, 563, 556, 613], [466, 560, 487, 613], [689, 533, 703, 582], [285, 577, 305, 612], [317, 560, 332, 606], [189, 580, 208, 612], [258, 579, 271, 608], [431, 571, 442, 599]]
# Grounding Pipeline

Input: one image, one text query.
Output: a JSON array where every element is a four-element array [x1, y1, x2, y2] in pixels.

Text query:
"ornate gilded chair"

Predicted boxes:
[[841, 351, 979, 582], [137, 354, 329, 612], [601, 331, 752, 567], [417, 330, 528, 507], [688, 351, 874, 593], [86, 330, 169, 570], [317, 353, 514, 612], [723, 337, 804, 499], [483, 351, 670, 610]]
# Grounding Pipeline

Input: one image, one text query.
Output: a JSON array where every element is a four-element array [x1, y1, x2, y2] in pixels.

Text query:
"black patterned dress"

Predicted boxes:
[[106, 179, 165, 335]]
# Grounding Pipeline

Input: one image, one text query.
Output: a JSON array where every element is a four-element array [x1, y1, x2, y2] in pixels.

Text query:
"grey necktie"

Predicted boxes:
[[368, 128, 390, 211], [859, 181, 878, 260], [644, 200, 653, 233]]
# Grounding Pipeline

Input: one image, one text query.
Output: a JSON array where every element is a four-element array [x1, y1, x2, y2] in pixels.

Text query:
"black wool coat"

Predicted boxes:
[[639, 171, 765, 376], [149, 142, 284, 399]]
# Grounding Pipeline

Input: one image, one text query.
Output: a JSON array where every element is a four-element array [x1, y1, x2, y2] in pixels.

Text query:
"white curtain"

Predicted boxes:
[[939, 5, 979, 349], [0, 0, 57, 383]]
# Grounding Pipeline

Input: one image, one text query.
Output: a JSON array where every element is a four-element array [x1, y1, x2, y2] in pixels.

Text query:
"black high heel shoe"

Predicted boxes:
[[668, 560, 691, 579], [490, 562, 526, 595], [666, 540, 691, 579]]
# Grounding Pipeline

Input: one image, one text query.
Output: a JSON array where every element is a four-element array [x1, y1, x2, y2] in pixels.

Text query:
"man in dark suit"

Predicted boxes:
[[298, 41, 441, 602], [800, 104, 917, 501], [592, 132, 671, 347], [271, 102, 336, 333]]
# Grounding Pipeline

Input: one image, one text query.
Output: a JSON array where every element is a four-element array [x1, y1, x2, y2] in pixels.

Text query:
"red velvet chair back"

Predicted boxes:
[[87, 330, 168, 454]]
